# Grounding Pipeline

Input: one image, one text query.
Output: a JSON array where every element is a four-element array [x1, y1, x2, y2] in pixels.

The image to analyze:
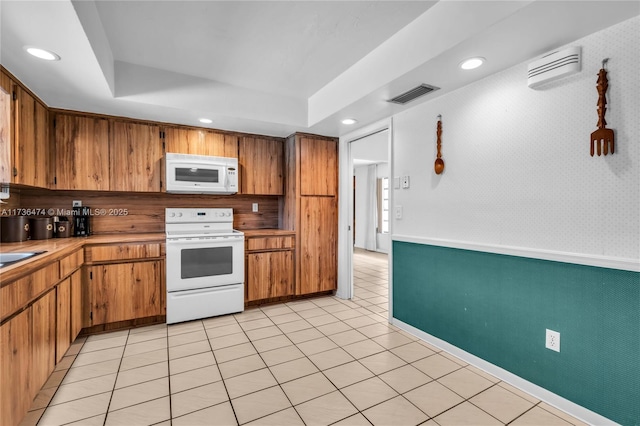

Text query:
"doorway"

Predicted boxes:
[[343, 127, 390, 308]]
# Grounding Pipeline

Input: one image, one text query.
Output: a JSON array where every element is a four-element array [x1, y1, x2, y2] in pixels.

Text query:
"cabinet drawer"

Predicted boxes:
[[87, 243, 162, 262], [0, 262, 59, 321], [0, 281, 31, 321], [30, 263, 60, 297], [60, 249, 84, 277], [246, 236, 294, 251]]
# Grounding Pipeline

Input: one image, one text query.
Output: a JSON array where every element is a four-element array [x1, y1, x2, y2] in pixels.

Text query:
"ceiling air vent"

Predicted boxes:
[[387, 84, 440, 105], [528, 46, 581, 89]]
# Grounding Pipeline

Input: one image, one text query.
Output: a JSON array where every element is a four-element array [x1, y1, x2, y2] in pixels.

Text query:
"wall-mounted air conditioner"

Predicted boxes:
[[527, 46, 581, 89]]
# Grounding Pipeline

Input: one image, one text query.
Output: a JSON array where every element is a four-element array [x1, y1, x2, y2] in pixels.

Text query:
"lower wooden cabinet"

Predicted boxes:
[[247, 251, 294, 301], [245, 232, 295, 302], [299, 196, 337, 294], [56, 277, 71, 363], [0, 309, 31, 426], [31, 290, 56, 399], [89, 260, 163, 325], [70, 269, 83, 340]]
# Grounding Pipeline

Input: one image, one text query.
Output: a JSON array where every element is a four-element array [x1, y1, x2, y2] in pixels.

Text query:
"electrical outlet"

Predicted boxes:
[[72, 200, 82, 207], [546, 329, 560, 352], [395, 205, 403, 219], [252, 203, 259, 213]]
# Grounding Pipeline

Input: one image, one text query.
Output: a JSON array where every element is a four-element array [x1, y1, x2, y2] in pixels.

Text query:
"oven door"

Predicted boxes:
[[166, 235, 244, 292]]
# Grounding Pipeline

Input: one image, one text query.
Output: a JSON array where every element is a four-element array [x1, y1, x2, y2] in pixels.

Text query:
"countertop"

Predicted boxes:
[[1, 229, 293, 285], [0, 233, 165, 285]]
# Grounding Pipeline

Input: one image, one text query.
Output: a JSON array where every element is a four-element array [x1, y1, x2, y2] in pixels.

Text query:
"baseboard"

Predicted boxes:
[[391, 317, 618, 426]]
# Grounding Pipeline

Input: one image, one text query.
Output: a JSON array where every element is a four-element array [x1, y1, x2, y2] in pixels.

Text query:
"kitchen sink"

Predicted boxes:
[[0, 251, 46, 268]]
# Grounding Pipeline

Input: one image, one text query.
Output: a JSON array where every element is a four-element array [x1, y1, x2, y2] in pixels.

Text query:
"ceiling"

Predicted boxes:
[[1, 1, 638, 138]]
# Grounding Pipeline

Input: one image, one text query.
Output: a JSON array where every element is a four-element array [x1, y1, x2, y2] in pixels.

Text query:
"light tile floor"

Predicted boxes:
[[22, 249, 586, 426]]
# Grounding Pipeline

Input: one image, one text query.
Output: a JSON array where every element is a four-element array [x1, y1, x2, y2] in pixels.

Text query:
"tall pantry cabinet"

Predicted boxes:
[[282, 134, 338, 295]]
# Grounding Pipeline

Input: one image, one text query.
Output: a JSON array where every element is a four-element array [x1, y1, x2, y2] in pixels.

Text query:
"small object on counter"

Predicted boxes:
[[434, 115, 445, 175], [73, 206, 91, 236], [55, 220, 71, 238], [590, 59, 615, 156], [0, 216, 30, 242], [30, 217, 54, 240]]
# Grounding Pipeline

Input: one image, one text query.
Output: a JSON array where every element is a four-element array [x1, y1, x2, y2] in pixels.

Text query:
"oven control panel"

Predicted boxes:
[[166, 208, 233, 223]]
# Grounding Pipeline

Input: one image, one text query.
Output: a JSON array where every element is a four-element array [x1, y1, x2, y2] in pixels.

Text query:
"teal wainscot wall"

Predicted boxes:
[[393, 240, 640, 425]]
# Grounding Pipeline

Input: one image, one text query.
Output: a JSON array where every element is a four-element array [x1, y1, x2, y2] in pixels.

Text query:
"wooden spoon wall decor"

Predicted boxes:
[[434, 115, 444, 174], [590, 59, 615, 156]]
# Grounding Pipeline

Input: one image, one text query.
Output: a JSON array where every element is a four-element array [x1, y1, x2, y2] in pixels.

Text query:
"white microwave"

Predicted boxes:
[[165, 153, 238, 194]]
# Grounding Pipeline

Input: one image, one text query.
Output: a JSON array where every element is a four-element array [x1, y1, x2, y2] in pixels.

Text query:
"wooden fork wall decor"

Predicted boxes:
[[590, 59, 615, 156]]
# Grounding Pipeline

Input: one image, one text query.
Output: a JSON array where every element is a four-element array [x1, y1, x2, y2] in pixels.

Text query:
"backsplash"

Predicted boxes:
[[15, 189, 279, 234]]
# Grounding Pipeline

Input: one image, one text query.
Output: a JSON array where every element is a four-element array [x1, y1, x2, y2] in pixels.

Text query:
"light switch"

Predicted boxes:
[[395, 205, 403, 219], [402, 176, 410, 189]]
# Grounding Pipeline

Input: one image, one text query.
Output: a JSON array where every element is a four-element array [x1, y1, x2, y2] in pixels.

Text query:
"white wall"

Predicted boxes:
[[392, 16, 639, 263]]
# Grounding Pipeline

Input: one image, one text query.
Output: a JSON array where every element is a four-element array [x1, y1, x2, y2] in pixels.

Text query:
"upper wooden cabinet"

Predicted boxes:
[[53, 113, 110, 190], [164, 127, 238, 158], [1, 83, 49, 188], [0, 76, 10, 184], [110, 121, 162, 192], [239, 136, 283, 195], [300, 137, 337, 196]]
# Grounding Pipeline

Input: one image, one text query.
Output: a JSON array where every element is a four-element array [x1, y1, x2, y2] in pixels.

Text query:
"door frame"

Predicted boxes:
[[337, 118, 393, 317]]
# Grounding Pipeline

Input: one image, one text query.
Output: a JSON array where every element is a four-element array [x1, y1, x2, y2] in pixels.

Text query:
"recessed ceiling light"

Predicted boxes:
[[460, 57, 485, 70], [199, 118, 213, 124], [342, 118, 357, 125], [25, 47, 60, 61]]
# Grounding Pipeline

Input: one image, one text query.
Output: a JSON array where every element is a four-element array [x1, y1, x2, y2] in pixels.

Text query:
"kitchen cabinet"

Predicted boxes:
[[89, 261, 163, 325], [239, 136, 284, 195], [56, 277, 71, 363], [110, 120, 162, 192], [0, 71, 11, 183], [164, 126, 238, 158], [283, 134, 338, 296], [53, 113, 110, 190], [0, 308, 31, 426], [85, 242, 164, 327], [70, 269, 84, 340], [299, 197, 337, 294], [245, 233, 295, 302], [300, 137, 337, 196], [31, 290, 56, 399], [0, 81, 49, 188]]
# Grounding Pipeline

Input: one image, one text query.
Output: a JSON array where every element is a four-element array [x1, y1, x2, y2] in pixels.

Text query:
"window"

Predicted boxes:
[[377, 177, 389, 234]]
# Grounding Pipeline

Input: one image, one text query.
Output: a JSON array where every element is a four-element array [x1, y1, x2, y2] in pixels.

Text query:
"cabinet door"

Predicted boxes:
[[14, 87, 48, 187], [299, 197, 337, 294], [70, 269, 84, 341], [110, 121, 162, 191], [164, 127, 237, 157], [239, 137, 283, 195], [54, 114, 110, 190], [56, 278, 71, 362], [0, 309, 31, 426], [0, 80, 11, 183], [246, 251, 294, 301], [300, 137, 337, 196], [90, 261, 162, 325], [31, 290, 56, 398]]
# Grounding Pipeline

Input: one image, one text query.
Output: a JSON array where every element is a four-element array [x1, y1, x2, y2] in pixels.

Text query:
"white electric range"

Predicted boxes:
[[165, 208, 244, 324]]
